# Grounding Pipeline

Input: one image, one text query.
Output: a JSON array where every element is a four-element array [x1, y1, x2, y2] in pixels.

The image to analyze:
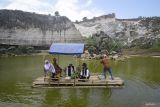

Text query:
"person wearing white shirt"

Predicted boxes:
[[44, 60, 56, 78]]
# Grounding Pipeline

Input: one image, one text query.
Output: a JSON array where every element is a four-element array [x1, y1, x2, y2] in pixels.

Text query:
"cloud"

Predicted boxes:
[[5, 0, 54, 14], [54, 0, 105, 21], [54, 0, 83, 21], [1, 0, 105, 21]]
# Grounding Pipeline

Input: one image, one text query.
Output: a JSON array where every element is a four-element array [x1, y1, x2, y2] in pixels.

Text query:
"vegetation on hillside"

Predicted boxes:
[[85, 31, 160, 55], [85, 31, 123, 55], [0, 45, 40, 56], [139, 17, 160, 35]]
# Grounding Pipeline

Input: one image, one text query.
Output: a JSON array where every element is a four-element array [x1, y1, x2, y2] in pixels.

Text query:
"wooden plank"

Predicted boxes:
[[32, 76, 124, 88], [32, 85, 124, 88]]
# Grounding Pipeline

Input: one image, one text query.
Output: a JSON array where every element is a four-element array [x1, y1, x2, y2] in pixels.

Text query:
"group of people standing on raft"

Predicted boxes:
[[44, 54, 114, 80]]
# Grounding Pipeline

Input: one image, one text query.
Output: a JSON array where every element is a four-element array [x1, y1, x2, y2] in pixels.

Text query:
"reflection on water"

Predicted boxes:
[[0, 56, 160, 107], [42, 88, 112, 107]]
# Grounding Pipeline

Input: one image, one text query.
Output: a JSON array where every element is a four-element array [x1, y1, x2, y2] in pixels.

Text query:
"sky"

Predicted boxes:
[[0, 0, 160, 21]]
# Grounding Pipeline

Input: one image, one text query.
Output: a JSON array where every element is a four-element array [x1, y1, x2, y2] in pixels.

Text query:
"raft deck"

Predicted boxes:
[[32, 75, 124, 88]]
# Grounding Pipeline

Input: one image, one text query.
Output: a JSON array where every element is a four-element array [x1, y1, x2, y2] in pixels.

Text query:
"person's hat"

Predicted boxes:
[[45, 60, 48, 63], [103, 54, 107, 57]]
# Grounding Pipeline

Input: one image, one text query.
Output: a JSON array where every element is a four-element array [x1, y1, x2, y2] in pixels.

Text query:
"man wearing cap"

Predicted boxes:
[[100, 54, 114, 80]]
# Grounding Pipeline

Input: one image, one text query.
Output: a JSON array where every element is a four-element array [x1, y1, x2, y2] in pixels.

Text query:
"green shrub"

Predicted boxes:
[[71, 71, 80, 79]]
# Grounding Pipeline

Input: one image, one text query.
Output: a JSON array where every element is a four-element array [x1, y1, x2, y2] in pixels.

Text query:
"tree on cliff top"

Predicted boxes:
[[83, 17, 88, 21], [55, 11, 60, 16]]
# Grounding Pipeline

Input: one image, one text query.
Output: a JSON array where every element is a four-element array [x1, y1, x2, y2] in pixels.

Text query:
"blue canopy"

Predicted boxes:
[[49, 43, 84, 55]]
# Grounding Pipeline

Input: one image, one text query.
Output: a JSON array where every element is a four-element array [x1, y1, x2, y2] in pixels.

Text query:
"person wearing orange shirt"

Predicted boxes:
[[100, 54, 114, 80]]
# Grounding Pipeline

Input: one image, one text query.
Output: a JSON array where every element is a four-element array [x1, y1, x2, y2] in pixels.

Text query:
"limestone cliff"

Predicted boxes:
[[0, 10, 82, 46], [75, 14, 160, 48]]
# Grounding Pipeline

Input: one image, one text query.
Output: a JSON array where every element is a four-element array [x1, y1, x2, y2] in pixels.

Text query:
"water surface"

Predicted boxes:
[[0, 55, 160, 107]]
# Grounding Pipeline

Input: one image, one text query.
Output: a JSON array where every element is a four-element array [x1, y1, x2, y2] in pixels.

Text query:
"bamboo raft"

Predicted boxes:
[[32, 75, 124, 88]]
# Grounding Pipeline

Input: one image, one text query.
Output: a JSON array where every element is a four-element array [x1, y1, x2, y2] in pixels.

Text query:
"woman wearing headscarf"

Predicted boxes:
[[52, 58, 62, 77], [44, 60, 56, 78]]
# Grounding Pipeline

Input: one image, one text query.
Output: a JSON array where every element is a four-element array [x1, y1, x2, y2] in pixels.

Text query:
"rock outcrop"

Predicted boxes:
[[75, 14, 160, 48], [0, 10, 83, 46]]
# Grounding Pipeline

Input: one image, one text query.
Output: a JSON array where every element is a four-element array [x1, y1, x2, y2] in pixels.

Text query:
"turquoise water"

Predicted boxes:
[[0, 56, 160, 107]]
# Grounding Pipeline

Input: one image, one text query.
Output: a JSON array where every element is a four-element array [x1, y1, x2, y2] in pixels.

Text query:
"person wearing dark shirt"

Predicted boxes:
[[66, 64, 75, 77], [52, 58, 62, 77], [80, 63, 90, 79]]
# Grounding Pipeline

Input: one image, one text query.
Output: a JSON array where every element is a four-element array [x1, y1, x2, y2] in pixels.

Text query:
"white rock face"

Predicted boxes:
[[74, 16, 152, 44], [0, 10, 83, 46], [75, 18, 116, 37], [0, 27, 82, 46]]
